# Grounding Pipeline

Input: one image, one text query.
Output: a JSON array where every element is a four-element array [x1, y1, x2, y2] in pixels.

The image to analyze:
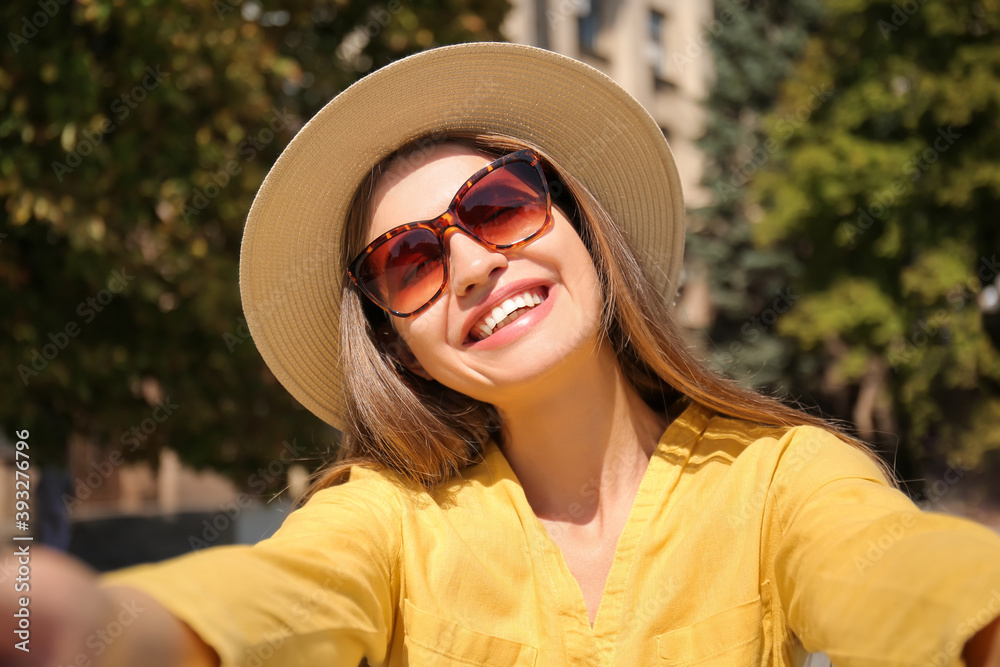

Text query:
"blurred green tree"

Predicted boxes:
[[690, 0, 823, 391], [748, 0, 1000, 499], [1, 0, 508, 491]]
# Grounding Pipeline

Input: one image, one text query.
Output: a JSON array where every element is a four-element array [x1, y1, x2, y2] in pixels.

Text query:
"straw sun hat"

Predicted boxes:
[[239, 41, 686, 431]]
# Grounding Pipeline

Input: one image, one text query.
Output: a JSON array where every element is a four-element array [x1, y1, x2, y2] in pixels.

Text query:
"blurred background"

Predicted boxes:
[[1, 0, 998, 570]]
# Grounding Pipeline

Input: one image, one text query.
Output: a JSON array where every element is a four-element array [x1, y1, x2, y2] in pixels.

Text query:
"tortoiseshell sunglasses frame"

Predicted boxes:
[[347, 148, 553, 318]]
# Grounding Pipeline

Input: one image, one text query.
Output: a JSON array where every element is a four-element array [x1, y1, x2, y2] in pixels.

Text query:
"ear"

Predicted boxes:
[[374, 319, 434, 381]]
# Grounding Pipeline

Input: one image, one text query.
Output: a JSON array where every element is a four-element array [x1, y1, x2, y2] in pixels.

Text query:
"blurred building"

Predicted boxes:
[[0, 430, 308, 565], [503, 0, 716, 330], [502, 0, 713, 210]]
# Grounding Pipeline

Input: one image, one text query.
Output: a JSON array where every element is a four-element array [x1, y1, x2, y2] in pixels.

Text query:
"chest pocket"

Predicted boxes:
[[402, 599, 538, 666], [656, 597, 763, 666]]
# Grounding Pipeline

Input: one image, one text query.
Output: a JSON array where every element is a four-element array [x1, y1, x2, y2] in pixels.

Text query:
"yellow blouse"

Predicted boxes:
[[100, 401, 1000, 666]]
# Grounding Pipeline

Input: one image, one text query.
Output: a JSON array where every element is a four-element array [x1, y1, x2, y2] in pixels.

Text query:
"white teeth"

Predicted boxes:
[[472, 288, 548, 341]]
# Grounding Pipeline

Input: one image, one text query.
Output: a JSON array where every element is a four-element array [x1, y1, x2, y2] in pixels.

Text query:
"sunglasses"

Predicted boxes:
[[348, 148, 553, 317]]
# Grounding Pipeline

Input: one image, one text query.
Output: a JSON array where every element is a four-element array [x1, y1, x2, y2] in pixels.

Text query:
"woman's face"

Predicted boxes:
[[365, 142, 604, 405]]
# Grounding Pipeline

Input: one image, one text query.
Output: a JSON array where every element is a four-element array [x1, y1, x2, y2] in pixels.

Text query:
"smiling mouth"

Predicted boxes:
[[468, 287, 549, 343]]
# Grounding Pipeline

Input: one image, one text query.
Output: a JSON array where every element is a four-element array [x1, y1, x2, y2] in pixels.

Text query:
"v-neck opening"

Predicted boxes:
[[480, 399, 711, 645]]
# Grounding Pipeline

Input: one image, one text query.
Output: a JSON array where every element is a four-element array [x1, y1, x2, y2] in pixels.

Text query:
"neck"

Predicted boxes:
[[495, 339, 670, 527]]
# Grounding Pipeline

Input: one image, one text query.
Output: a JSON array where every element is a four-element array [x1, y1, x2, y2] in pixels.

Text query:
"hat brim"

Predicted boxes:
[[239, 41, 685, 431]]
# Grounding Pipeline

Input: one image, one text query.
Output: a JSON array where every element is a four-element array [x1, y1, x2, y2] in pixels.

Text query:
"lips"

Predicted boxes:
[[463, 284, 551, 344], [468, 287, 548, 342]]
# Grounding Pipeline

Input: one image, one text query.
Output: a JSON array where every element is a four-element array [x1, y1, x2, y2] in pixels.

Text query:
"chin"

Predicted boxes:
[[455, 327, 605, 403]]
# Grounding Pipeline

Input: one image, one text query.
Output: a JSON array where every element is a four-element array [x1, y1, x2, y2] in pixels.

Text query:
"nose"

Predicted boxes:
[[444, 228, 507, 298]]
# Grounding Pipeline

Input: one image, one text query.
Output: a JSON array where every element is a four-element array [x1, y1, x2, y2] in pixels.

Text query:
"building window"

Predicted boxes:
[[648, 9, 666, 80], [578, 0, 601, 55]]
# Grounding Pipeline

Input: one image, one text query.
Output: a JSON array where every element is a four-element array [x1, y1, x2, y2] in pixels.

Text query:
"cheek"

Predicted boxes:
[[563, 238, 603, 309], [579, 272, 605, 337], [395, 311, 449, 370], [570, 261, 606, 343]]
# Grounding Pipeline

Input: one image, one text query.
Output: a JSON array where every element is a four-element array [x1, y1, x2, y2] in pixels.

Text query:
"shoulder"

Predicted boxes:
[[297, 460, 496, 523], [686, 409, 792, 463], [281, 464, 416, 534], [675, 404, 792, 470], [680, 405, 888, 488]]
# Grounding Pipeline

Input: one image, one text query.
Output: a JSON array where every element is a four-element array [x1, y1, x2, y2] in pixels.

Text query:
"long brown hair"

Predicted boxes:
[[296, 130, 897, 504]]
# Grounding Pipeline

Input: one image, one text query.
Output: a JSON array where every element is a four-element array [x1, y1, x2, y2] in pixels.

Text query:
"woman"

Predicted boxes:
[[10, 42, 1000, 666]]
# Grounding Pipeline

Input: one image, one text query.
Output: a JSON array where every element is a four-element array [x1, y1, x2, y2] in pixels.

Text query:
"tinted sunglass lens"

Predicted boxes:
[[459, 161, 548, 247], [360, 229, 444, 314]]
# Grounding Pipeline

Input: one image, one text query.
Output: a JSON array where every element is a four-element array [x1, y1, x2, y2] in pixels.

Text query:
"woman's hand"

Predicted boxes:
[[0, 546, 218, 667], [0, 546, 117, 666]]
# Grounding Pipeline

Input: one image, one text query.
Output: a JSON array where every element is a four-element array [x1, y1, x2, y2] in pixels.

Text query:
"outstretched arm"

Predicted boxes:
[[7, 467, 401, 666], [101, 584, 220, 667], [766, 426, 1000, 666], [0, 547, 218, 667]]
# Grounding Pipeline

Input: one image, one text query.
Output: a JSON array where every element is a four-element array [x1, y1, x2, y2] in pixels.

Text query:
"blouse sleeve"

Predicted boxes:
[[97, 466, 402, 667], [769, 426, 1000, 667]]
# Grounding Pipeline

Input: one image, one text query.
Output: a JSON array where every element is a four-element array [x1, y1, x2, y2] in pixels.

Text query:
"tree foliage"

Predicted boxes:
[[748, 0, 1000, 493], [690, 0, 823, 390], [1, 0, 508, 488]]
